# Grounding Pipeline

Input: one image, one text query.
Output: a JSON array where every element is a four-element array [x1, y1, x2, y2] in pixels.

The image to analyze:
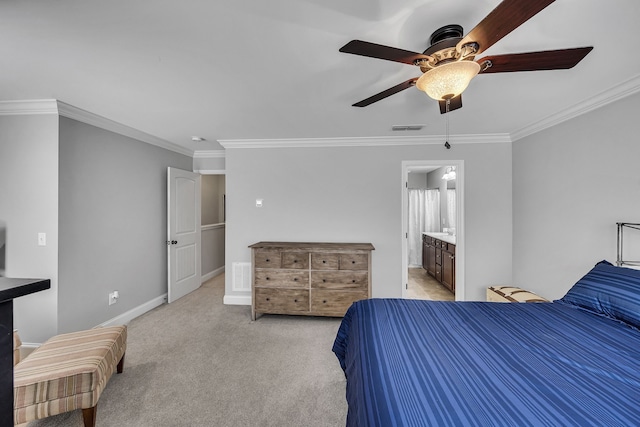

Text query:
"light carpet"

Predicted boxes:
[[25, 274, 348, 426]]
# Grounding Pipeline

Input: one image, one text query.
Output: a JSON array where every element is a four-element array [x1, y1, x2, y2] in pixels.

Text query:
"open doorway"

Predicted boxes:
[[201, 174, 226, 282], [401, 161, 464, 301]]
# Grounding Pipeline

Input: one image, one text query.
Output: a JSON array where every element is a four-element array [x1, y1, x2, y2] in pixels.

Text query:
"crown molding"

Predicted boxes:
[[11, 76, 636, 155], [56, 101, 194, 156], [193, 150, 225, 158], [511, 73, 640, 141], [0, 99, 193, 157], [218, 133, 511, 149], [0, 99, 58, 115]]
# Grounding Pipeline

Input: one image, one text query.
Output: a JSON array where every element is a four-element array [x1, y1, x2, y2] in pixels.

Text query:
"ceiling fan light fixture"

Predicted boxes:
[[416, 61, 481, 101]]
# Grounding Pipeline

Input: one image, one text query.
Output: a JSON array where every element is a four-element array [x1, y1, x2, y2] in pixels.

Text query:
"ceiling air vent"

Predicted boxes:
[[392, 125, 424, 131]]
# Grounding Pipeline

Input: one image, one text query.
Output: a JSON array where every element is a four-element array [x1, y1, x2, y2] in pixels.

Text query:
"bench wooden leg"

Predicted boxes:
[[82, 406, 97, 427], [79, 352, 123, 427], [117, 352, 125, 374]]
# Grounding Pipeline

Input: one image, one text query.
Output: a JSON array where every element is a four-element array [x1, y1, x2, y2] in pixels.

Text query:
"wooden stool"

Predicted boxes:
[[14, 325, 127, 427]]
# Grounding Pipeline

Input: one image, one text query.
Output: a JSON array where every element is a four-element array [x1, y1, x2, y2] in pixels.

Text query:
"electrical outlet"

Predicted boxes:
[[108, 291, 119, 305]]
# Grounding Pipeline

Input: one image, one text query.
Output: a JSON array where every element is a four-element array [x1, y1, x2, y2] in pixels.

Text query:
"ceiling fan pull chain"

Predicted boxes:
[[444, 99, 451, 149]]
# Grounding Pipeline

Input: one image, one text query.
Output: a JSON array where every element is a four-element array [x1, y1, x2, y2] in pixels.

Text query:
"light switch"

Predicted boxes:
[[38, 232, 46, 246], [256, 199, 263, 208]]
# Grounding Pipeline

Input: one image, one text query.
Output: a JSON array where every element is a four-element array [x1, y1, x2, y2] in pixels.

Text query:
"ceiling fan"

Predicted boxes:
[[340, 0, 593, 114]]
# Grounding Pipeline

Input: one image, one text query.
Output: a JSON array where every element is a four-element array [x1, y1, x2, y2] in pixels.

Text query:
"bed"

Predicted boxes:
[[333, 261, 640, 426]]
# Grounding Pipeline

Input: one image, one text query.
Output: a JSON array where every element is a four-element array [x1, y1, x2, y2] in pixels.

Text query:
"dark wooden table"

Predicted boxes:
[[0, 278, 50, 426]]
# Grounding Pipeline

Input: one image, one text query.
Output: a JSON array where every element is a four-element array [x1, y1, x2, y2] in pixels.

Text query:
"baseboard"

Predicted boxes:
[[223, 294, 251, 306], [20, 293, 169, 349], [97, 294, 167, 328], [202, 266, 225, 283]]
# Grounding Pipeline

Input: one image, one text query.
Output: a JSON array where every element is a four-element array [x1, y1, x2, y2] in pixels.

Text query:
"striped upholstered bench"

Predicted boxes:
[[14, 325, 127, 427]]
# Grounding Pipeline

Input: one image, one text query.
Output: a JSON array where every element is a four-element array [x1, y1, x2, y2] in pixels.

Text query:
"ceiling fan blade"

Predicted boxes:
[[352, 78, 418, 107], [439, 95, 462, 114], [458, 0, 555, 55], [477, 47, 593, 73], [340, 40, 431, 65]]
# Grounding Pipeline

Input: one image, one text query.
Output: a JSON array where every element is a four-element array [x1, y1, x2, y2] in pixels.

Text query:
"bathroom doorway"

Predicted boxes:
[[401, 161, 464, 301]]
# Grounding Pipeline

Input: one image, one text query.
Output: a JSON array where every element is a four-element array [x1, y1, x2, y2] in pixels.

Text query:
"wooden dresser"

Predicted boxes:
[[249, 242, 374, 320]]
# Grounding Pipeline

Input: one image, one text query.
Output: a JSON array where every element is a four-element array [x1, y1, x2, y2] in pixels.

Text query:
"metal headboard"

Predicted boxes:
[[616, 222, 640, 267]]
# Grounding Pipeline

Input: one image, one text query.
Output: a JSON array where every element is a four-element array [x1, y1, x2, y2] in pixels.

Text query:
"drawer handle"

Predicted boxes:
[[265, 259, 270, 262], [266, 277, 270, 280], [266, 297, 270, 301], [323, 279, 326, 283], [352, 279, 356, 283], [293, 260, 298, 263], [294, 278, 298, 281], [322, 300, 327, 304], [352, 261, 356, 264], [294, 299, 298, 303], [322, 260, 326, 263]]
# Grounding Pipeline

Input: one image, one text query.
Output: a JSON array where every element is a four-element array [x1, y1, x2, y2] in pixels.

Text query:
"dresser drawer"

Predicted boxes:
[[281, 252, 309, 269], [254, 270, 307, 288], [311, 271, 368, 289], [310, 253, 339, 270], [254, 288, 309, 313], [311, 289, 367, 316], [339, 253, 368, 270], [254, 250, 282, 268]]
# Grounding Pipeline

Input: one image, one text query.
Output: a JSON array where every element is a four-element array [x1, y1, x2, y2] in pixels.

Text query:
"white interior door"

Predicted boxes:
[[167, 167, 202, 303]]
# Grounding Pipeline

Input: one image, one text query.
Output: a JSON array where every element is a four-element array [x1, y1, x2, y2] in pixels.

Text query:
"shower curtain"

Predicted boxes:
[[408, 189, 440, 267]]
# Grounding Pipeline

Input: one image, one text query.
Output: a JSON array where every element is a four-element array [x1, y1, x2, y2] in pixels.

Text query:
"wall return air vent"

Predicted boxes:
[[392, 125, 424, 131]]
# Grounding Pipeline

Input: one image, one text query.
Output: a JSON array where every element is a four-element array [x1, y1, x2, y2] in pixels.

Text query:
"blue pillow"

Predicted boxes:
[[559, 260, 640, 329]]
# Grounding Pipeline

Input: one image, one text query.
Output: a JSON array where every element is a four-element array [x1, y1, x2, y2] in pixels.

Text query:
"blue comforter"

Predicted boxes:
[[333, 299, 640, 426]]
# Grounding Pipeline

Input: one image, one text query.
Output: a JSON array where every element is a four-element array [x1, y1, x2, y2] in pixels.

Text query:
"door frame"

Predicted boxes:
[[401, 160, 465, 300]]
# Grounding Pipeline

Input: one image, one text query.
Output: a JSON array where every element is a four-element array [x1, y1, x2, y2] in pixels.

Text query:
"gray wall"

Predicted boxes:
[[193, 154, 225, 173], [513, 91, 640, 300], [426, 168, 442, 189], [0, 114, 59, 343], [408, 172, 428, 189], [202, 225, 225, 277], [58, 117, 192, 333], [202, 175, 225, 225], [225, 142, 513, 302]]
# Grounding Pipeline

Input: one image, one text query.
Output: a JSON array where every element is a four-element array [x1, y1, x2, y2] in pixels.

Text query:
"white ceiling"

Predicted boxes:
[[2, 0, 639, 153]]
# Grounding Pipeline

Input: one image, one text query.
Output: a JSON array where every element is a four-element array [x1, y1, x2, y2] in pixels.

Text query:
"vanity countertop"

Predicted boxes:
[[423, 232, 456, 245]]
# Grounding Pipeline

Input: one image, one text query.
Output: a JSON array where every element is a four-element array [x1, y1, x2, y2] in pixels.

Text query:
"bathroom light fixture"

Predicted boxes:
[[415, 61, 481, 101], [442, 166, 456, 181], [191, 136, 205, 142]]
